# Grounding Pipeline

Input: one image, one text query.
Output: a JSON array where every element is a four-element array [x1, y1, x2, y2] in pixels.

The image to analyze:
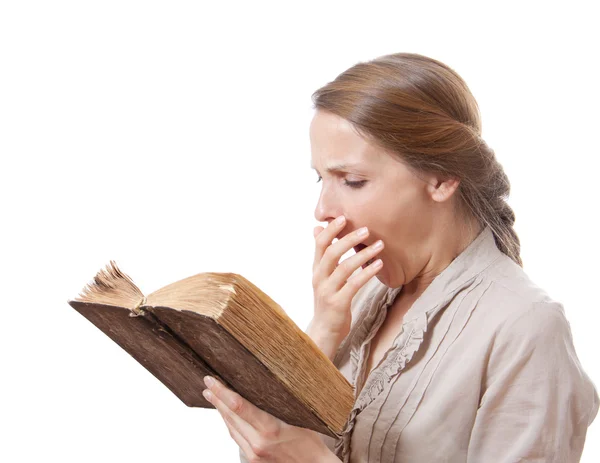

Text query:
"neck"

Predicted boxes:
[[401, 217, 483, 300]]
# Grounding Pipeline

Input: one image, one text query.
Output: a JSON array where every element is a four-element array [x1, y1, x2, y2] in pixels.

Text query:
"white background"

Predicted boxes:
[[1, 1, 598, 461]]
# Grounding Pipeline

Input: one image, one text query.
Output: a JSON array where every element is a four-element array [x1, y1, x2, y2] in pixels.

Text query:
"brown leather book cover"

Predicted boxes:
[[67, 261, 354, 438]]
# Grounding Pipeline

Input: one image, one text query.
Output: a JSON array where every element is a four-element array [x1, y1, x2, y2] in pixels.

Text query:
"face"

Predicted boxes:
[[310, 110, 444, 289]]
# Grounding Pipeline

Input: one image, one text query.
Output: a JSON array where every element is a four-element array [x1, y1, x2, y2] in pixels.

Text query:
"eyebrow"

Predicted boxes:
[[310, 162, 362, 175]]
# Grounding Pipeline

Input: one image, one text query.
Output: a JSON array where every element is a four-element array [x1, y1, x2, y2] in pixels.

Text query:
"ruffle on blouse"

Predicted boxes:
[[334, 312, 429, 462], [349, 285, 402, 386], [359, 314, 427, 409]]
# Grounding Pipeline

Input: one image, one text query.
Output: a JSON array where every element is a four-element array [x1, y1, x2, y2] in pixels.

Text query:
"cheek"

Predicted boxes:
[[345, 189, 376, 209], [389, 183, 429, 223], [372, 192, 427, 249], [345, 183, 424, 241]]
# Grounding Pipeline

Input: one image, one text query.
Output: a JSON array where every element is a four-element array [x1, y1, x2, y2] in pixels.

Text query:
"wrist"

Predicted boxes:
[[307, 316, 350, 338], [305, 319, 349, 361]]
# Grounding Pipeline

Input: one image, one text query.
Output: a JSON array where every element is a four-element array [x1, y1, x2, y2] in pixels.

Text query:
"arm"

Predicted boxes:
[[305, 317, 349, 362], [467, 302, 599, 462]]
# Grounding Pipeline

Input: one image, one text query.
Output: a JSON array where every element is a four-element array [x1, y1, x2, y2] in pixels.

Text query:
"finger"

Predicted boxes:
[[313, 215, 346, 273], [229, 424, 256, 462], [338, 257, 383, 301], [204, 376, 278, 437], [313, 226, 324, 239], [315, 226, 371, 288], [330, 239, 384, 291], [204, 385, 260, 447], [212, 398, 256, 460]]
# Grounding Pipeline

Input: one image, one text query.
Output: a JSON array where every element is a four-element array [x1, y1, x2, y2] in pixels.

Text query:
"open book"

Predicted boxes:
[[67, 261, 354, 438]]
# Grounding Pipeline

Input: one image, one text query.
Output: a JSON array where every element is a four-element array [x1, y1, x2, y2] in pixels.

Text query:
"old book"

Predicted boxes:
[[67, 261, 354, 438]]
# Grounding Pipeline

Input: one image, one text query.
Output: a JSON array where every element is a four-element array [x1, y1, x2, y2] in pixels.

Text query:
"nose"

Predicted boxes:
[[314, 183, 341, 225]]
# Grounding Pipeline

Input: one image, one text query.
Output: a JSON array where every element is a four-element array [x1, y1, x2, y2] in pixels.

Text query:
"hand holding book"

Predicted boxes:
[[202, 375, 340, 462]]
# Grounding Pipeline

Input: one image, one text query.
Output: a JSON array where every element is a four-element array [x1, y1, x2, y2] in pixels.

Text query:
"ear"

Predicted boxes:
[[425, 175, 461, 203]]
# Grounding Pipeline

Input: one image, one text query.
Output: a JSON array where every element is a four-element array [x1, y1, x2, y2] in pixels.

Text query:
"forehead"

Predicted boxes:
[[309, 110, 384, 171]]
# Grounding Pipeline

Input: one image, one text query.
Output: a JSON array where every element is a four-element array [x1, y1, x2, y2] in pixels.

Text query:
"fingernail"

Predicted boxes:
[[204, 376, 215, 388], [336, 215, 346, 225], [203, 389, 212, 401], [357, 227, 368, 237]]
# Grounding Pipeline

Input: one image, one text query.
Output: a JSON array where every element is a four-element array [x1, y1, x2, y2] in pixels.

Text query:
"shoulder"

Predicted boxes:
[[475, 253, 568, 337], [462, 253, 588, 385], [473, 255, 589, 381]]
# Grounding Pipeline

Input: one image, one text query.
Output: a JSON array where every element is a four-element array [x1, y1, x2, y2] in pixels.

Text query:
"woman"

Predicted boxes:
[[201, 52, 599, 462]]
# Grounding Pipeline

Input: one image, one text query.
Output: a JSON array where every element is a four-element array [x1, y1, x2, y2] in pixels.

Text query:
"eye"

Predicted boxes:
[[344, 179, 367, 189], [315, 175, 367, 189]]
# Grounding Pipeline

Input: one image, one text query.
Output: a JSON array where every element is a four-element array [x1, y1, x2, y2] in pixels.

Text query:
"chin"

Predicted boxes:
[[375, 270, 402, 289], [375, 272, 391, 288]]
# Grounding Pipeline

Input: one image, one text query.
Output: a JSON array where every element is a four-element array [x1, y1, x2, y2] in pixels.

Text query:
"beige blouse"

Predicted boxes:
[[241, 226, 599, 462]]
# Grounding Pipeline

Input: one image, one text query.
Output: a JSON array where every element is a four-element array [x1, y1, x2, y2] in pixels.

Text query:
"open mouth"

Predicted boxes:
[[353, 243, 378, 269], [353, 243, 368, 254]]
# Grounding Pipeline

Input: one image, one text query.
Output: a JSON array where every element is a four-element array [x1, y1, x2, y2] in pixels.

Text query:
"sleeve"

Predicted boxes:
[[467, 301, 599, 463]]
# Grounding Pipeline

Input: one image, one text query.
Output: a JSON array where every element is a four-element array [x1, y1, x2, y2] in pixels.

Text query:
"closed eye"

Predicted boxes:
[[315, 176, 367, 190], [344, 179, 367, 189]]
